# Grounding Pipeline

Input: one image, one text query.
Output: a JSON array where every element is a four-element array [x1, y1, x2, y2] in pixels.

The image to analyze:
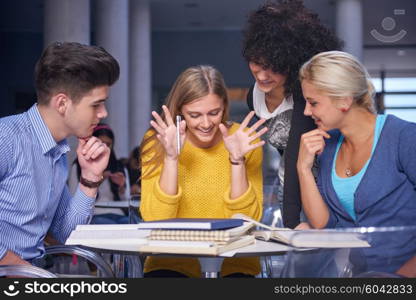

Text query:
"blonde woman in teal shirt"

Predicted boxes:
[[297, 51, 416, 277]]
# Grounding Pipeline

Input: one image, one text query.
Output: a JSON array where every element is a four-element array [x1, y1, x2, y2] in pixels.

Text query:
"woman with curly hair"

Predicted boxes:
[[242, 0, 342, 228]]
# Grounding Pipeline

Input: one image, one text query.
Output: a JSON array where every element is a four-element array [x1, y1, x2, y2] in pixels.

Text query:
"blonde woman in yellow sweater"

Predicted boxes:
[[140, 65, 267, 277]]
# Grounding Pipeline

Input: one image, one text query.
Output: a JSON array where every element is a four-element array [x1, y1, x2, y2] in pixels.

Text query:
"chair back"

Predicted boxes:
[[128, 194, 142, 224], [0, 265, 57, 278], [123, 167, 131, 200], [45, 245, 114, 277]]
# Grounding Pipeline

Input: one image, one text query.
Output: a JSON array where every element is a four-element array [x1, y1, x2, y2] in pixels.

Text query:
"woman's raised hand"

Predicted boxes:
[[219, 111, 267, 162], [150, 105, 186, 160]]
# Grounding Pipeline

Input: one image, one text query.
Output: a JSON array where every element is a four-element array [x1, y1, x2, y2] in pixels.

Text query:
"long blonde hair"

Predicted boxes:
[[299, 51, 376, 113], [141, 65, 229, 178]]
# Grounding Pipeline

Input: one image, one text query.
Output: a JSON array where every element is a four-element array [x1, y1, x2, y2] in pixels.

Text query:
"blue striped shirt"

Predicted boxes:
[[0, 104, 95, 261]]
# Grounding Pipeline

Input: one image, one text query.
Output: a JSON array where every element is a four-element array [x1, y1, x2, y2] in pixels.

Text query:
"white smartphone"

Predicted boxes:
[[176, 115, 181, 154]]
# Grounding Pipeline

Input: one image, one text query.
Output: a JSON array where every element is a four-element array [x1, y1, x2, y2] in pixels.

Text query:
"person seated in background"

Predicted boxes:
[[126, 146, 141, 196], [140, 65, 267, 277], [242, 0, 342, 229], [0, 41, 119, 265], [297, 50, 416, 276], [68, 123, 129, 224]]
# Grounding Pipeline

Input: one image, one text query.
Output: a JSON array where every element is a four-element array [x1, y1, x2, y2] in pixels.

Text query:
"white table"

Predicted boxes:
[[72, 239, 294, 278]]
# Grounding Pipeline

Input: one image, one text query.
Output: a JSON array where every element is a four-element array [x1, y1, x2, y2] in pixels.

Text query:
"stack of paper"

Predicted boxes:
[[148, 222, 254, 242], [138, 218, 255, 255], [65, 218, 256, 255]]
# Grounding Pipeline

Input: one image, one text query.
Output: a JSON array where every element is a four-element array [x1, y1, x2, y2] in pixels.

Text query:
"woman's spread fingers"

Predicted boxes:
[[152, 111, 168, 129], [249, 127, 268, 142], [150, 120, 165, 135], [219, 123, 228, 138], [248, 140, 266, 151], [240, 111, 256, 130], [162, 105, 175, 126], [247, 118, 266, 135]]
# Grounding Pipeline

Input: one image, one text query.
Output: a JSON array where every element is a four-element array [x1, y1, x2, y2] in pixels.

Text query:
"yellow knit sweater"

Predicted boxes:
[[140, 123, 263, 277]]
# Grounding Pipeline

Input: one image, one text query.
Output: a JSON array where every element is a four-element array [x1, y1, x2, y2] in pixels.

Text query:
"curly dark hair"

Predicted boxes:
[[242, 0, 342, 97]]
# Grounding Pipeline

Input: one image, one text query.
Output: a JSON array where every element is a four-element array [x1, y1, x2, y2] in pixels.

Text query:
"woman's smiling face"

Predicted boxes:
[[181, 93, 224, 148]]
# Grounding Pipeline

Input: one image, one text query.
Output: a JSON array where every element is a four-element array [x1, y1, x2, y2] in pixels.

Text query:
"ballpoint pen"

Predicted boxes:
[[176, 115, 181, 154]]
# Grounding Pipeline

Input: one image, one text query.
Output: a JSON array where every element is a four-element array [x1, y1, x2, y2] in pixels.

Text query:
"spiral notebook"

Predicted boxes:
[[140, 235, 255, 255], [148, 222, 254, 242]]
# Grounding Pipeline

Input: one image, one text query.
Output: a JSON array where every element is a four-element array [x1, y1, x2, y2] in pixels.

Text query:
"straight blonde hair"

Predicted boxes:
[[299, 51, 376, 113], [141, 65, 229, 178]]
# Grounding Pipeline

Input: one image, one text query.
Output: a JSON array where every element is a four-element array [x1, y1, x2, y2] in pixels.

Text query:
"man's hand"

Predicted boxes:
[[76, 137, 110, 197], [77, 137, 110, 182]]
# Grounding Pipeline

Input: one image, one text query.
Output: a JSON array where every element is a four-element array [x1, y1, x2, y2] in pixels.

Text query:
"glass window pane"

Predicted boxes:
[[384, 78, 416, 92], [384, 95, 416, 108], [385, 109, 416, 123], [371, 78, 382, 92]]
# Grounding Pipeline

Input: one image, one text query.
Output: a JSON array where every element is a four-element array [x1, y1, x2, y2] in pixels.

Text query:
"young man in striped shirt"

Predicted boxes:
[[0, 42, 119, 265]]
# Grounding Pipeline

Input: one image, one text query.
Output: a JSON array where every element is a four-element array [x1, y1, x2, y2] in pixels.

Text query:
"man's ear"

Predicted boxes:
[[51, 93, 70, 115]]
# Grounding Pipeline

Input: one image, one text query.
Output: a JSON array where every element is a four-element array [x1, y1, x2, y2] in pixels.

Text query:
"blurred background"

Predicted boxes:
[[0, 0, 415, 165]]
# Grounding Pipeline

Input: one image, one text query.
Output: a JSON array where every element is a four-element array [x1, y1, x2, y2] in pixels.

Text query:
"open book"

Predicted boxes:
[[232, 214, 370, 248]]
